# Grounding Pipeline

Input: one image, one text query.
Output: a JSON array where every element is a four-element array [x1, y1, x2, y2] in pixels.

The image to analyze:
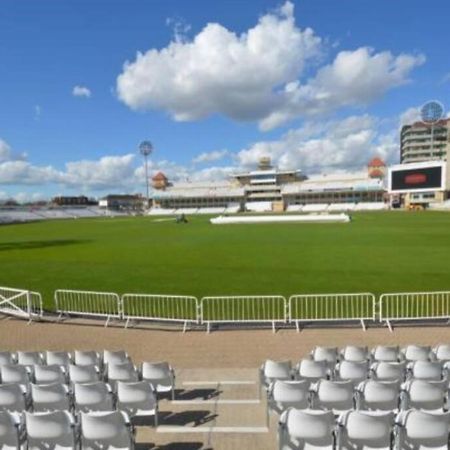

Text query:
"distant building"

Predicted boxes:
[[151, 157, 386, 213], [99, 194, 144, 210], [52, 196, 95, 206], [152, 172, 170, 190], [400, 118, 450, 164]]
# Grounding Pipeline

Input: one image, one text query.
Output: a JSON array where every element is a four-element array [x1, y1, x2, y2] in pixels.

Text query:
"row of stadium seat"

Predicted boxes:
[[286, 202, 387, 212], [148, 205, 241, 215], [0, 208, 128, 224], [310, 344, 450, 363], [279, 408, 450, 450], [0, 350, 136, 368], [268, 359, 450, 384], [0, 361, 175, 392], [0, 410, 135, 450]]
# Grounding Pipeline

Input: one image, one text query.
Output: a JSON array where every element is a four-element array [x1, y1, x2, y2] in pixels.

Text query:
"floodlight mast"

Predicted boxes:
[[139, 140, 153, 209], [420, 100, 445, 156]]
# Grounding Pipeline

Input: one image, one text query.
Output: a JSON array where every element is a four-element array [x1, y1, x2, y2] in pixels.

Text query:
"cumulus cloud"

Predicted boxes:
[[260, 48, 425, 130], [72, 85, 92, 98], [63, 154, 136, 189], [399, 106, 421, 126], [0, 139, 27, 163], [192, 149, 229, 164], [237, 114, 398, 172], [116, 2, 424, 130], [117, 2, 322, 125]]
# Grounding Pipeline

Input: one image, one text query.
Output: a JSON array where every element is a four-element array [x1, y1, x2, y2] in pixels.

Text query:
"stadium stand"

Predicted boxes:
[[327, 202, 356, 212], [286, 204, 304, 212], [302, 203, 329, 212], [2, 344, 450, 449], [245, 201, 273, 212], [0, 350, 169, 448], [263, 344, 450, 449]]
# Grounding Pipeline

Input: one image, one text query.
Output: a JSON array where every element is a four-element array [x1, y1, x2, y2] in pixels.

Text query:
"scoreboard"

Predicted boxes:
[[388, 162, 446, 193]]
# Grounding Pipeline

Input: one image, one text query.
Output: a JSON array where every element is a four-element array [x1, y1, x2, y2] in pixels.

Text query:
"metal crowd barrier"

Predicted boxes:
[[380, 291, 450, 331], [121, 293, 199, 332], [54, 289, 121, 327], [0, 286, 43, 322], [288, 293, 376, 331], [200, 295, 287, 332]]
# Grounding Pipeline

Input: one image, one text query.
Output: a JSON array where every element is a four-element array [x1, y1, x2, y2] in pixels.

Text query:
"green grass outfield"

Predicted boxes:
[[1, 211, 450, 311]]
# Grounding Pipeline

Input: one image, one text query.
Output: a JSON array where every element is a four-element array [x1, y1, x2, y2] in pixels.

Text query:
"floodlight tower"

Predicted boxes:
[[420, 100, 445, 155], [139, 140, 153, 208]]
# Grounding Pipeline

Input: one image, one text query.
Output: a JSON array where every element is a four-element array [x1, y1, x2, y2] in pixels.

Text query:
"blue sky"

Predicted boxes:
[[0, 0, 449, 201]]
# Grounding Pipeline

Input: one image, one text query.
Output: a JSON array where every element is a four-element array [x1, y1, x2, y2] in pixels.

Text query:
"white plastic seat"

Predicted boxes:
[[74, 382, 113, 413], [0, 384, 27, 413], [117, 381, 158, 423], [433, 344, 450, 362], [0, 353, 16, 366], [80, 411, 134, 450], [396, 410, 450, 450], [311, 347, 338, 365], [30, 383, 70, 412], [278, 408, 335, 450], [0, 411, 21, 450], [311, 380, 355, 415], [408, 361, 444, 381], [106, 363, 139, 391], [356, 380, 400, 412], [370, 361, 406, 382], [337, 410, 394, 450], [140, 362, 175, 399], [25, 410, 76, 450], [371, 346, 401, 362], [74, 351, 101, 368], [45, 351, 72, 367], [16, 352, 44, 367], [296, 360, 329, 382], [0, 364, 31, 390], [34, 365, 67, 385], [68, 364, 100, 385], [103, 351, 130, 366], [402, 345, 432, 362], [340, 346, 369, 362], [335, 361, 369, 383], [401, 379, 447, 412], [260, 360, 293, 398], [267, 380, 309, 426]]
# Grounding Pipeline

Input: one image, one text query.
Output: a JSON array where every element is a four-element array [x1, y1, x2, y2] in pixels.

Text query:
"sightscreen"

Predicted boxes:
[[391, 166, 443, 191]]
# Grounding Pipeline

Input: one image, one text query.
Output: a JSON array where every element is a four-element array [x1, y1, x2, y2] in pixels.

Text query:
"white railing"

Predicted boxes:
[[380, 291, 450, 331], [54, 289, 121, 327], [200, 296, 287, 332], [0, 286, 43, 321], [288, 293, 376, 331], [121, 294, 199, 331]]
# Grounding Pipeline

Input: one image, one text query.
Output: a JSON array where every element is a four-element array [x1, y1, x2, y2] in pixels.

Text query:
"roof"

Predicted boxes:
[[152, 171, 167, 181], [368, 157, 386, 167]]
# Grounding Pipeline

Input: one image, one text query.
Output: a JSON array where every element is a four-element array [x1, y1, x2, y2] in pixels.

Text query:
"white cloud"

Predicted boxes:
[[116, 2, 424, 130], [72, 85, 92, 98], [237, 114, 398, 172], [192, 149, 229, 164], [259, 48, 425, 130], [0, 139, 27, 163], [117, 2, 322, 125], [399, 106, 421, 126]]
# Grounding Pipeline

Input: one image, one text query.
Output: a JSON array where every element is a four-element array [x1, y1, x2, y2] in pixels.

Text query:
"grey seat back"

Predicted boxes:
[[74, 382, 113, 412], [0, 411, 20, 449], [25, 411, 75, 450], [0, 384, 26, 413]]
